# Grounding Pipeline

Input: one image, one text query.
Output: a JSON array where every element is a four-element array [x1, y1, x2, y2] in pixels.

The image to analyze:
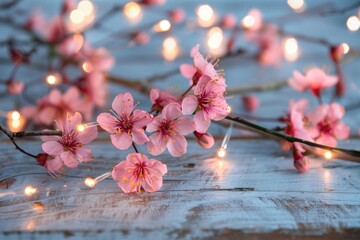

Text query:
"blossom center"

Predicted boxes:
[[318, 120, 333, 136], [60, 130, 80, 153], [117, 116, 133, 134]]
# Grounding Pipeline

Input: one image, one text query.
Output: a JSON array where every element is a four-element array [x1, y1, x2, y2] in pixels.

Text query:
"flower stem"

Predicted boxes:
[[132, 143, 139, 153], [226, 115, 360, 159]]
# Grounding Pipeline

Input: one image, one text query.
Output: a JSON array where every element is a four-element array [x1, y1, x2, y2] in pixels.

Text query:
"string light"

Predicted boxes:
[[287, 0, 306, 12], [7, 110, 25, 132], [340, 43, 350, 54], [123, 2, 142, 21], [283, 37, 299, 61], [84, 172, 112, 188], [346, 16, 360, 32], [45, 73, 62, 85], [24, 186, 37, 196], [207, 27, 223, 50], [162, 37, 179, 61], [226, 106, 232, 114], [82, 61, 93, 73], [197, 4, 215, 27], [70, 9, 85, 24], [154, 19, 171, 32], [242, 15, 255, 29], [78, 0, 94, 16], [217, 147, 226, 158], [217, 122, 233, 158], [324, 151, 333, 160], [76, 124, 87, 132]]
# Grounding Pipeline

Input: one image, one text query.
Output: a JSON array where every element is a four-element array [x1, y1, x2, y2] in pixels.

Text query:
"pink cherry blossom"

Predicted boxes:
[[78, 72, 107, 108], [258, 40, 282, 66], [220, 14, 236, 29], [147, 103, 195, 157], [150, 88, 178, 112], [243, 9, 263, 31], [308, 103, 350, 147], [242, 95, 260, 112], [131, 31, 150, 45], [112, 153, 167, 193], [41, 112, 98, 169], [168, 8, 185, 24], [21, 87, 85, 126], [288, 68, 338, 97], [292, 147, 310, 173], [97, 92, 152, 150], [194, 131, 214, 149], [80, 45, 115, 73], [182, 76, 228, 133], [6, 80, 24, 95], [180, 44, 221, 86]]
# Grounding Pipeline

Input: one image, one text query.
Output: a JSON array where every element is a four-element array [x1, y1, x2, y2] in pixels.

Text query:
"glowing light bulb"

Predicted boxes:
[[217, 147, 226, 158], [24, 186, 37, 196], [226, 106, 232, 113], [10, 111, 20, 120], [84, 177, 96, 188], [124, 2, 142, 21], [242, 15, 255, 29], [197, 5, 215, 27], [162, 37, 179, 61], [347, 16, 360, 32], [283, 37, 299, 61], [287, 0, 306, 12], [324, 151, 332, 160], [78, 0, 94, 16], [7, 110, 25, 132], [154, 19, 171, 32], [207, 27, 223, 50], [45, 73, 62, 85], [76, 124, 87, 132], [70, 9, 85, 24], [340, 43, 350, 54], [82, 61, 93, 73]]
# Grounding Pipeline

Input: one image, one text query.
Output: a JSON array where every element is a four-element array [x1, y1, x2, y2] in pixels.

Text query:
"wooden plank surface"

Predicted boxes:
[[1, 138, 360, 239]]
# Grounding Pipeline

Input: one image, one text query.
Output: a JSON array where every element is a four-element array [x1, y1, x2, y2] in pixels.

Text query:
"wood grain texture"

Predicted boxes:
[[1, 139, 360, 239]]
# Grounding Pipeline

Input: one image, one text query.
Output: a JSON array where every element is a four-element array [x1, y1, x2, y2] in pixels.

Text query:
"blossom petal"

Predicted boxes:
[[333, 122, 350, 140], [167, 134, 187, 157], [182, 95, 198, 115], [316, 135, 337, 147], [76, 146, 93, 163], [42, 141, 63, 155], [97, 112, 118, 133], [132, 128, 149, 145], [60, 151, 79, 168], [179, 64, 196, 79], [112, 160, 139, 193], [147, 132, 167, 156], [194, 111, 211, 133], [112, 92, 134, 116], [132, 109, 152, 128], [45, 156, 63, 173], [146, 115, 162, 132], [162, 103, 182, 121], [66, 112, 83, 132], [110, 132, 132, 150], [175, 117, 195, 135], [78, 125, 98, 144]]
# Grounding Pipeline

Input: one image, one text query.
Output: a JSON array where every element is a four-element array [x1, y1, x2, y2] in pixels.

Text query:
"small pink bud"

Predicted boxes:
[[36, 153, 49, 166], [131, 31, 150, 45], [293, 148, 310, 173], [242, 95, 259, 112], [194, 131, 214, 149], [6, 80, 24, 95], [140, 0, 165, 6], [168, 8, 185, 23], [220, 14, 236, 29], [330, 45, 343, 63]]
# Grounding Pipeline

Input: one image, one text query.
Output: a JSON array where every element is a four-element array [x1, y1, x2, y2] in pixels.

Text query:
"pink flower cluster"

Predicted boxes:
[[93, 45, 228, 193], [284, 66, 350, 172]]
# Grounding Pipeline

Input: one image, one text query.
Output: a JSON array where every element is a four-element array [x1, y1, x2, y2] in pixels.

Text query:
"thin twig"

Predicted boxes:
[[226, 115, 360, 159]]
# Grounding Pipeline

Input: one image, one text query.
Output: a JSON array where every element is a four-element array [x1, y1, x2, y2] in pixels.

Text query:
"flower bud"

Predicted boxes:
[[194, 131, 214, 149], [131, 31, 150, 45], [168, 8, 185, 24], [292, 148, 310, 173], [6, 80, 24, 95], [242, 95, 259, 112], [330, 45, 343, 63], [36, 153, 49, 166]]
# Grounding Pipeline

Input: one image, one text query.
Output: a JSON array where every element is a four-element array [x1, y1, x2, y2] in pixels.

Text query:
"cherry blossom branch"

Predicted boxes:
[[226, 115, 360, 160]]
